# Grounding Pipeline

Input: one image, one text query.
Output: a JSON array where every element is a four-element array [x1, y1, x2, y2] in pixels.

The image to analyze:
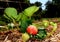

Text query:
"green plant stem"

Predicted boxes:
[[12, 18, 19, 30]]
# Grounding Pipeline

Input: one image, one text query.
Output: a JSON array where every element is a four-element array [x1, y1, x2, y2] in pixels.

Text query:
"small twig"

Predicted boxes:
[[0, 25, 8, 30], [0, 26, 5, 28], [4, 36, 8, 42], [0, 26, 7, 28]]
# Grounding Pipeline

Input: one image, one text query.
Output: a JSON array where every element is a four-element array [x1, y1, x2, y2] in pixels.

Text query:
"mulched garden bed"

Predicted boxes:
[[0, 18, 60, 42]]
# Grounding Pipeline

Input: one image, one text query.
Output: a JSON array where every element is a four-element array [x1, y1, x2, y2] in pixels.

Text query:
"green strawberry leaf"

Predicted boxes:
[[4, 7, 18, 19], [20, 15, 32, 32], [4, 14, 12, 21], [24, 6, 39, 17], [20, 15, 28, 32], [16, 13, 23, 21]]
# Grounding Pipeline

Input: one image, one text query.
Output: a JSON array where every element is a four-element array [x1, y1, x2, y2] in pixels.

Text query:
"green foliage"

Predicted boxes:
[[4, 6, 39, 22], [4, 7, 18, 20], [4, 14, 12, 22], [3, 6, 39, 32], [17, 13, 23, 21], [30, 26, 47, 39], [20, 15, 29, 32], [37, 29, 47, 39], [42, 20, 49, 27], [24, 6, 39, 17], [20, 6, 39, 32], [50, 22, 57, 33], [20, 15, 32, 32], [34, 27, 47, 39], [0, 21, 6, 25]]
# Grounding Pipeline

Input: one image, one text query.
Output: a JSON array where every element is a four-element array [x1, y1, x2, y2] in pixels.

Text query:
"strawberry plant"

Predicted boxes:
[[0, 6, 58, 42], [3, 6, 39, 32]]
